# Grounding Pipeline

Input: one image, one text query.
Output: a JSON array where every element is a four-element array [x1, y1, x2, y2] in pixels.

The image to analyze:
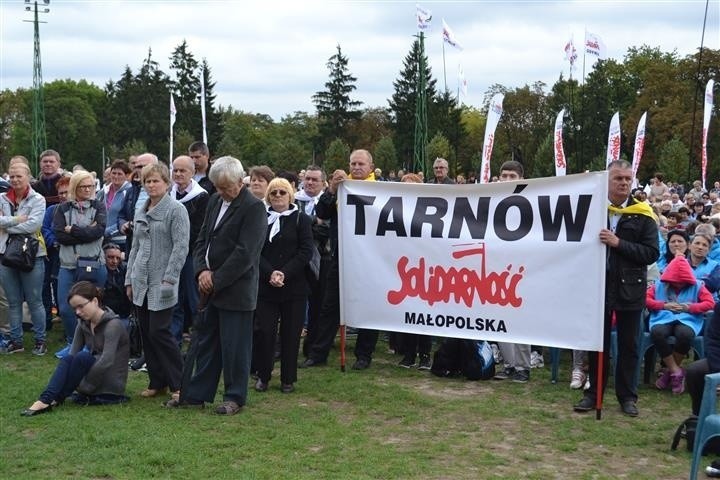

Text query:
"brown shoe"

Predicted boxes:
[[140, 387, 167, 398], [215, 401, 241, 415]]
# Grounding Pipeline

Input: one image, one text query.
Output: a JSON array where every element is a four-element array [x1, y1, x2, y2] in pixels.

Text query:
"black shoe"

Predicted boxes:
[[254, 379, 268, 392], [21, 404, 52, 417], [620, 400, 639, 417], [130, 355, 146, 371], [299, 358, 327, 368], [417, 354, 432, 371], [398, 356, 416, 368], [493, 366, 515, 380], [573, 396, 595, 412], [352, 358, 371, 370], [281, 383, 295, 394]]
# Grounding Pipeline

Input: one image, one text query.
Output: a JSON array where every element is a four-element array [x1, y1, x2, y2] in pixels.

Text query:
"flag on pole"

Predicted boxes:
[[442, 19, 463, 50], [479, 93, 504, 183], [631, 112, 647, 183], [169, 93, 176, 163], [458, 64, 468, 97], [554, 109, 566, 177], [585, 31, 607, 59], [416, 4, 432, 31], [200, 67, 208, 145], [702, 79, 715, 191], [564, 36, 578, 71], [606, 112, 621, 166]]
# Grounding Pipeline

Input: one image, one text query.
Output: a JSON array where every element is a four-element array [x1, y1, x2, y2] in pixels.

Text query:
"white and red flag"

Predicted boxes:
[[564, 36, 578, 71], [458, 64, 468, 97], [554, 109, 566, 177], [416, 4, 432, 31], [442, 19, 463, 50], [606, 112, 621, 166], [631, 112, 647, 183], [702, 79, 715, 190], [585, 31, 607, 60], [479, 93, 504, 183]]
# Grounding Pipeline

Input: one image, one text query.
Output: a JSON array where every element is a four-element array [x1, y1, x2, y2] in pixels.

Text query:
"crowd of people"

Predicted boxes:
[[3, 147, 720, 422]]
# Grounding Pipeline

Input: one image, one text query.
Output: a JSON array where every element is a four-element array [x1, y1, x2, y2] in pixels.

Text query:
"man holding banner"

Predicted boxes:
[[573, 160, 658, 417]]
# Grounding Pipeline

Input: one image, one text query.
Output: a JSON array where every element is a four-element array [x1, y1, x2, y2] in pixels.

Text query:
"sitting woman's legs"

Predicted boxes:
[[38, 350, 95, 405], [671, 322, 695, 368]]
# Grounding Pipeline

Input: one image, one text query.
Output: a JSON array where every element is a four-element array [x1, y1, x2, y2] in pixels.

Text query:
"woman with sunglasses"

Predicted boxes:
[[53, 170, 107, 358], [253, 177, 314, 393], [21, 281, 130, 416]]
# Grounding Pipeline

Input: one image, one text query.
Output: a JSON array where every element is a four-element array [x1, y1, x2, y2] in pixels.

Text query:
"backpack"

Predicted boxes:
[[671, 415, 720, 455], [431, 338, 495, 380]]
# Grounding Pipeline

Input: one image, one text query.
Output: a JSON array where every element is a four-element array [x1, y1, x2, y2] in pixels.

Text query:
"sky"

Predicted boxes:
[[1, 0, 718, 121]]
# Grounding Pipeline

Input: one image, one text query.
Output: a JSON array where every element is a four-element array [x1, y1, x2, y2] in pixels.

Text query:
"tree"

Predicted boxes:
[[312, 45, 362, 152], [200, 59, 223, 150], [169, 40, 201, 143], [323, 138, 351, 174], [426, 132, 453, 175], [429, 90, 464, 173], [347, 107, 393, 151], [658, 136, 691, 186], [388, 39, 437, 170], [373, 135, 397, 174]]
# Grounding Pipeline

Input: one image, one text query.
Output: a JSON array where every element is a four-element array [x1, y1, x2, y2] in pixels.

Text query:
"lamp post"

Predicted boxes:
[[23, 0, 50, 177]]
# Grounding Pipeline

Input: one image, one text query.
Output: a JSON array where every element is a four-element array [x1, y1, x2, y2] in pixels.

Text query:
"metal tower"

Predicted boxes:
[[24, 0, 49, 175], [413, 32, 428, 178]]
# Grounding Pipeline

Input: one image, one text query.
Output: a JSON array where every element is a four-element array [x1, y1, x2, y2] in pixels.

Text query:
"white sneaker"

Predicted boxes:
[[530, 350, 544, 369], [570, 368, 587, 389], [491, 344, 503, 363]]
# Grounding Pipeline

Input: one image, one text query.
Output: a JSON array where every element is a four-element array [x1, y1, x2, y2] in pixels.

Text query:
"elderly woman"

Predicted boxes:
[[21, 281, 129, 416], [125, 163, 189, 400], [253, 178, 314, 393], [96, 159, 132, 250], [249, 165, 274, 201], [648, 253, 715, 394], [0, 162, 47, 355], [165, 156, 266, 415], [53, 170, 107, 358]]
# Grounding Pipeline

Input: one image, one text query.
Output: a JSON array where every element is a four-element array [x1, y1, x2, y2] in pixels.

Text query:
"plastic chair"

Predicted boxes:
[[689, 372, 720, 479], [634, 332, 706, 385]]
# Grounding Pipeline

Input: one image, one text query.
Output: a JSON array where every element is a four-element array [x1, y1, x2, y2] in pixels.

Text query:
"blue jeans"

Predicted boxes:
[[170, 254, 198, 346], [39, 350, 96, 404], [0, 258, 46, 344], [58, 267, 108, 344]]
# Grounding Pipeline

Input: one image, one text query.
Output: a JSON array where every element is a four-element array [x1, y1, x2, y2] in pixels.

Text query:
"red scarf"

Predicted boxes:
[[6, 186, 30, 208]]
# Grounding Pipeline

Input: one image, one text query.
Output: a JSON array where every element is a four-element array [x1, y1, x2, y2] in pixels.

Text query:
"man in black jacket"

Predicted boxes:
[[574, 160, 659, 417]]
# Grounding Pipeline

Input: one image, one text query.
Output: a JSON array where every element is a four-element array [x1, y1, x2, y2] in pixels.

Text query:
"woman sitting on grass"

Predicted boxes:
[[647, 252, 715, 395], [21, 281, 129, 416]]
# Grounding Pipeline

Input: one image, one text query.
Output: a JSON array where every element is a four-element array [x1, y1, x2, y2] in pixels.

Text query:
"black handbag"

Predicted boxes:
[[75, 256, 103, 283], [2, 234, 39, 272]]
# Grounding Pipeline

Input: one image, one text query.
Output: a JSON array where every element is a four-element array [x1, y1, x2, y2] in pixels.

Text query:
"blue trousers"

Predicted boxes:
[[170, 254, 199, 346], [58, 267, 107, 344], [39, 351, 95, 404], [0, 258, 46, 344]]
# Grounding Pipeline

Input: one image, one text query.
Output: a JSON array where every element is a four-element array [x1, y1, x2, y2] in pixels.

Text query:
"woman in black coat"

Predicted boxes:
[[253, 178, 314, 393]]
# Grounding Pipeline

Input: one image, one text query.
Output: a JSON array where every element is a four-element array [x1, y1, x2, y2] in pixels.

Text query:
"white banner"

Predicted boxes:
[[479, 93, 504, 183], [416, 4, 432, 31], [606, 112, 621, 166], [169, 93, 176, 162], [554, 109, 566, 177], [458, 63, 468, 97], [337, 173, 608, 351], [703, 79, 714, 191], [631, 111, 647, 183]]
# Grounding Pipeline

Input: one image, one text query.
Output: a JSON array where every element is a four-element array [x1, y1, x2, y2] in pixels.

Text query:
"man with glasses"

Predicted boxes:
[[102, 243, 133, 323], [428, 157, 455, 184]]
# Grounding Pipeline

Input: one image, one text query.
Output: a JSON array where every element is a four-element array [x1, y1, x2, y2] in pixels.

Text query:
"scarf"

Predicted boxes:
[[5, 185, 30, 207], [607, 200, 656, 220], [170, 178, 207, 204], [267, 204, 298, 243]]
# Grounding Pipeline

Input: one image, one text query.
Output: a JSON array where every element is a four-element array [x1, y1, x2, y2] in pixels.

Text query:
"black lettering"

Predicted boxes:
[[456, 316, 465, 329], [411, 197, 448, 238], [448, 197, 490, 239], [497, 320, 507, 333], [376, 196, 407, 237], [417, 313, 426, 326], [485, 319, 496, 331], [447, 315, 455, 328], [404, 312, 416, 324], [347, 194, 376, 235], [435, 315, 444, 327], [538, 194, 592, 242], [475, 318, 484, 330], [426, 314, 434, 326], [494, 188, 533, 241]]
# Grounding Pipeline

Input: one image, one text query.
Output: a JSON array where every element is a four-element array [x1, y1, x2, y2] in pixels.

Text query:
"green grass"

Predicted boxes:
[[0, 331, 699, 479]]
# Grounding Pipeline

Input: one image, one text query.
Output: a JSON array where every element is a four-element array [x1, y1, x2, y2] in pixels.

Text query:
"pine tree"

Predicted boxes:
[[200, 59, 223, 151], [169, 40, 201, 143], [388, 39, 437, 171], [312, 45, 362, 153]]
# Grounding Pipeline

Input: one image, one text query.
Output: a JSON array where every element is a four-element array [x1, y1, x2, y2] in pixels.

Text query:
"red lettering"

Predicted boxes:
[[387, 244, 524, 308]]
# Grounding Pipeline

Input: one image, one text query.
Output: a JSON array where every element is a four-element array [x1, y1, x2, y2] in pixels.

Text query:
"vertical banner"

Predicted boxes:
[[458, 63, 468, 97], [336, 173, 608, 351], [416, 4, 432, 31], [479, 93, 504, 183], [564, 36, 577, 73], [169, 93, 176, 163], [703, 79, 715, 191], [631, 112, 647, 183], [200, 67, 207, 145], [554, 109, 566, 177], [606, 112, 621, 166]]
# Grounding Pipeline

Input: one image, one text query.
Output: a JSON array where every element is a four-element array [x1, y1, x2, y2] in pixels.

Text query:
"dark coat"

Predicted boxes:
[[258, 209, 314, 301], [193, 187, 266, 311], [606, 196, 659, 310]]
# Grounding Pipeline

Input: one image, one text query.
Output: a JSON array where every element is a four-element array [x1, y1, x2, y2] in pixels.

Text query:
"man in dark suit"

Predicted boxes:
[[166, 156, 266, 416], [574, 160, 659, 417]]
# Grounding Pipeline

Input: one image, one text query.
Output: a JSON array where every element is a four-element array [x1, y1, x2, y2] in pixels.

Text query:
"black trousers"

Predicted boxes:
[[686, 358, 709, 415], [136, 300, 183, 392], [354, 329, 379, 362], [306, 259, 340, 362], [586, 308, 641, 404], [303, 255, 332, 357], [650, 321, 695, 358], [398, 333, 432, 358], [255, 298, 306, 384]]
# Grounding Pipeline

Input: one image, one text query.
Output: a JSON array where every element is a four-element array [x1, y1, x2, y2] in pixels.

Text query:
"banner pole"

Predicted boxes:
[[340, 325, 346, 372], [596, 348, 604, 420]]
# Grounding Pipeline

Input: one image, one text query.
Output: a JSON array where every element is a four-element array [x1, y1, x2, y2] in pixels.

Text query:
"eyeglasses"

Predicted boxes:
[[77, 184, 94, 190], [270, 190, 288, 197], [71, 300, 92, 312]]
